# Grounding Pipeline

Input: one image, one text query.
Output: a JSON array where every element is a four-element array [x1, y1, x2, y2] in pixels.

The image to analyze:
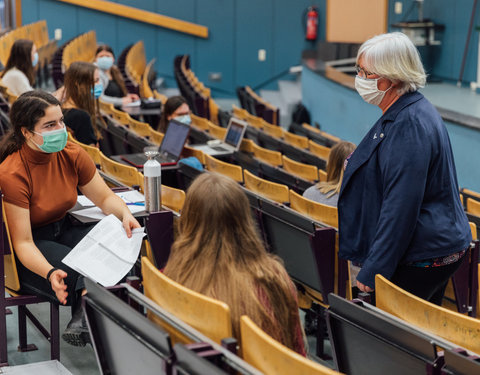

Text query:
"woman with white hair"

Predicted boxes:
[[338, 32, 471, 304]]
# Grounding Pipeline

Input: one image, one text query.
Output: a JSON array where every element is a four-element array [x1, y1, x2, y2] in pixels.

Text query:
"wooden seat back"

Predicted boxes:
[[232, 105, 249, 120], [240, 316, 341, 375], [245, 113, 264, 130], [98, 99, 115, 115], [162, 185, 186, 213], [375, 274, 480, 355], [190, 113, 210, 131], [284, 132, 309, 149], [243, 170, 289, 204], [466, 198, 480, 216], [67, 133, 101, 165], [140, 59, 155, 98], [240, 139, 255, 153], [141, 257, 232, 345], [282, 155, 319, 182], [207, 122, 227, 140], [183, 145, 206, 165], [251, 142, 283, 167], [463, 188, 480, 200], [110, 107, 130, 125], [262, 121, 284, 139], [308, 140, 330, 160], [127, 117, 151, 138], [289, 190, 338, 228], [99, 153, 143, 189], [148, 129, 164, 146], [2, 196, 20, 292], [205, 154, 243, 183], [318, 169, 327, 182]]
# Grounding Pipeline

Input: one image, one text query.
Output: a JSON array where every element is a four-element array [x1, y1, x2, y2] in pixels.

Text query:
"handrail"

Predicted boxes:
[[54, 0, 208, 38]]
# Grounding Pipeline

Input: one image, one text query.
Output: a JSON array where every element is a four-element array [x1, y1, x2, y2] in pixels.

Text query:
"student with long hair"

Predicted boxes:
[[0, 90, 140, 346], [163, 173, 306, 355], [95, 44, 139, 106], [1, 39, 37, 96], [62, 61, 102, 146], [303, 141, 356, 206], [157, 95, 190, 133]]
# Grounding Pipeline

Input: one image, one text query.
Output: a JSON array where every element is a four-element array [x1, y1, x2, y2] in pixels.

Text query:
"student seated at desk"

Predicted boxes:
[[163, 173, 306, 355], [0, 91, 140, 346], [95, 44, 139, 106], [303, 141, 356, 207], [1, 39, 37, 96], [156, 96, 191, 133], [62, 61, 102, 147]]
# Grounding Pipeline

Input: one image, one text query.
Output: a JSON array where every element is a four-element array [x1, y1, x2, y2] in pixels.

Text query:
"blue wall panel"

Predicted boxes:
[[21, 0, 480, 93], [302, 66, 480, 191]]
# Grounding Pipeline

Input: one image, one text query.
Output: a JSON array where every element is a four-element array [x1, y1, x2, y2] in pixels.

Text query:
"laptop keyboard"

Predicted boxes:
[[211, 146, 229, 152]]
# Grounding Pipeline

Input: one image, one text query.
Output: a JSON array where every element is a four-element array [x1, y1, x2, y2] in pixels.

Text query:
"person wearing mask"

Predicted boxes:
[[156, 95, 191, 133], [163, 173, 306, 355], [338, 32, 471, 304], [303, 141, 356, 207], [62, 61, 102, 146], [1, 39, 37, 96], [0, 91, 140, 346], [94, 44, 139, 106]]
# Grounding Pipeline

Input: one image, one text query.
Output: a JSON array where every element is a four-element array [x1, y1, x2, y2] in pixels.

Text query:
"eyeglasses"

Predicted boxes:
[[355, 65, 376, 78]]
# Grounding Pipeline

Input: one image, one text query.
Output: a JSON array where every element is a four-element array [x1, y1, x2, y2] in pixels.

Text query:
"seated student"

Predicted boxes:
[[156, 96, 191, 133], [95, 44, 139, 106], [163, 173, 306, 355], [1, 39, 37, 96], [0, 90, 140, 346], [62, 61, 102, 146], [303, 141, 356, 207]]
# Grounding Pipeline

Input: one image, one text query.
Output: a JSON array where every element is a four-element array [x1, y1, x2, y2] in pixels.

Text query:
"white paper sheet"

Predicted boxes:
[[72, 201, 144, 220], [62, 214, 145, 286], [77, 191, 145, 207], [76, 195, 95, 207]]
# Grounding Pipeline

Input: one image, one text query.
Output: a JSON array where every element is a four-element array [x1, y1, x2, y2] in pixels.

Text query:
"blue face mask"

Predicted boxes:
[[33, 126, 68, 153], [96, 56, 114, 71], [32, 52, 39, 67], [92, 83, 103, 99], [174, 114, 191, 125]]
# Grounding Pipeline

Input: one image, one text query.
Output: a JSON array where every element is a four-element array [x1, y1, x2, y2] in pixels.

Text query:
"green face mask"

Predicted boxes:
[[33, 126, 68, 153]]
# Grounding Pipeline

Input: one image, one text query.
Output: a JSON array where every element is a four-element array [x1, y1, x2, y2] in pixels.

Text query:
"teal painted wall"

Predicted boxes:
[[302, 66, 480, 191], [22, 0, 322, 95]]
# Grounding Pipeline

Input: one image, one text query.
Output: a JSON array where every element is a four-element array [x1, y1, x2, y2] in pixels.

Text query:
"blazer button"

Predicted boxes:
[[380, 133, 384, 138]]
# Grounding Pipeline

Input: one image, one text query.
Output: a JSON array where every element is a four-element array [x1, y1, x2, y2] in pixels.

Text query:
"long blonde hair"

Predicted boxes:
[[164, 173, 303, 352], [317, 141, 356, 197]]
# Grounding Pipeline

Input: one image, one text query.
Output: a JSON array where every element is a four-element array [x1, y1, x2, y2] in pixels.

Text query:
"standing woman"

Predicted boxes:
[[339, 32, 471, 304], [1, 39, 37, 96], [95, 44, 139, 106], [62, 61, 102, 146], [156, 95, 191, 133], [163, 173, 306, 355], [0, 91, 140, 346]]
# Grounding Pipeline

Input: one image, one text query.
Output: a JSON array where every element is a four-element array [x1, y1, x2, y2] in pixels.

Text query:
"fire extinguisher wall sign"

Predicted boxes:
[[306, 6, 319, 41]]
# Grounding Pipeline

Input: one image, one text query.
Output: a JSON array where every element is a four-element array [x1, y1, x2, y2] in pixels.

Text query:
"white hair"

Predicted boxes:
[[357, 32, 427, 95]]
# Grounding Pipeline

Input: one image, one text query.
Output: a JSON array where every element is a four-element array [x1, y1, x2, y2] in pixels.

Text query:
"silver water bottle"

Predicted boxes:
[[143, 148, 161, 212]]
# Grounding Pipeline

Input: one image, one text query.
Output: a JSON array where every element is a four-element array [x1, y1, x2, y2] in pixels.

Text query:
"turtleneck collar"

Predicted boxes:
[[20, 142, 55, 165]]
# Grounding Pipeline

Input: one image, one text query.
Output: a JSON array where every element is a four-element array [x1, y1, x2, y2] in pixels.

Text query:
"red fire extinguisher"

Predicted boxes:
[[305, 6, 318, 41]]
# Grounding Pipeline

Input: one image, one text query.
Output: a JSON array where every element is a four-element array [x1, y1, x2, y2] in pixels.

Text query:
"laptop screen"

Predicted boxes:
[[159, 119, 190, 158], [224, 118, 247, 148]]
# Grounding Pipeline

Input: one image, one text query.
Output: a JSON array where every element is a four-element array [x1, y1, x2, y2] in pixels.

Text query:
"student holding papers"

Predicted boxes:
[[0, 91, 140, 347]]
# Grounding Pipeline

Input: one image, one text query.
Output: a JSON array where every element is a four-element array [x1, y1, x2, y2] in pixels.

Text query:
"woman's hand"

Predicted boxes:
[[123, 212, 141, 238], [50, 269, 68, 305], [356, 280, 374, 293], [122, 93, 140, 105]]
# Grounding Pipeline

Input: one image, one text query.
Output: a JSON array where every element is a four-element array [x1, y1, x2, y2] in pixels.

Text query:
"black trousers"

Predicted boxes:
[[16, 216, 95, 313], [389, 254, 466, 305]]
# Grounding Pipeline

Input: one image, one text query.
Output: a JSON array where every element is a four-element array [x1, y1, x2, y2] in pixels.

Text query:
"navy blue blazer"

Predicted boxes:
[[338, 91, 471, 288]]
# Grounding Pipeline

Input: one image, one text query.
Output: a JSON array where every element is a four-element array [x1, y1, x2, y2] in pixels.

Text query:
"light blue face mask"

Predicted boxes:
[[174, 114, 191, 125], [92, 83, 103, 99], [32, 52, 39, 67], [33, 126, 68, 153], [96, 56, 114, 71]]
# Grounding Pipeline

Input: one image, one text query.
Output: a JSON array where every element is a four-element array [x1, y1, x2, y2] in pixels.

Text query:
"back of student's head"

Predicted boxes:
[[0, 90, 60, 162], [63, 61, 96, 117], [164, 173, 302, 352], [2, 39, 35, 84], [317, 141, 356, 196]]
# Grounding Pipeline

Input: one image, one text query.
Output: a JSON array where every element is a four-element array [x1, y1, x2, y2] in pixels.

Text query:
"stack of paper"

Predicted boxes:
[[62, 214, 145, 287]]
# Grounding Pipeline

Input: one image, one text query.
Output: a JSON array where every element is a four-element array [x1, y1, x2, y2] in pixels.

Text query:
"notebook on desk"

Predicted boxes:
[[190, 118, 247, 156], [121, 119, 190, 168]]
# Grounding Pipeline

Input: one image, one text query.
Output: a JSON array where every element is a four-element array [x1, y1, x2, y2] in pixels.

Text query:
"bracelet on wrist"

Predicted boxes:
[[46, 267, 59, 283]]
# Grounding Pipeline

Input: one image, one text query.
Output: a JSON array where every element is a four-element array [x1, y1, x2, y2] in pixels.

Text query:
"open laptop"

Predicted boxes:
[[191, 117, 247, 156], [121, 119, 190, 168]]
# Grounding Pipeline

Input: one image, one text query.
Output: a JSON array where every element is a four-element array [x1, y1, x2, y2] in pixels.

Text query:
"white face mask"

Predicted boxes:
[[355, 75, 392, 106]]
